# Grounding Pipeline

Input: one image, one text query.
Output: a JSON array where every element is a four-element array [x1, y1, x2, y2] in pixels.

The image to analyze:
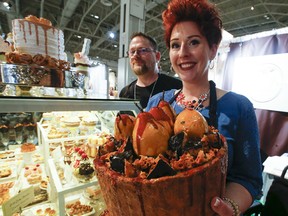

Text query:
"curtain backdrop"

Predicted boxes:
[[221, 33, 288, 156]]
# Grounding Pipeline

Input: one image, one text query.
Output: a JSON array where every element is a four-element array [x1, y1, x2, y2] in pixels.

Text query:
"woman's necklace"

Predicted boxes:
[[176, 89, 210, 110], [134, 76, 158, 100]]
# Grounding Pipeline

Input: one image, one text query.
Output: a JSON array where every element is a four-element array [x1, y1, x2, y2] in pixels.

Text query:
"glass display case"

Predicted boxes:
[[0, 89, 138, 216]]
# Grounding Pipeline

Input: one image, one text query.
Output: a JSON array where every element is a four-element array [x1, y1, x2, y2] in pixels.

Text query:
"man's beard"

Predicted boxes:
[[133, 63, 149, 76]]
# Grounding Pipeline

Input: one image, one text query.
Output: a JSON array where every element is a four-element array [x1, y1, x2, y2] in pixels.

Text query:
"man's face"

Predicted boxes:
[[128, 36, 159, 76]]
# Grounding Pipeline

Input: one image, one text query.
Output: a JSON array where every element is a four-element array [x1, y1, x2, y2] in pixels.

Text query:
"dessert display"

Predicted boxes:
[[0, 181, 14, 205], [94, 100, 228, 216], [35, 207, 56, 216], [81, 114, 100, 134], [20, 142, 36, 152], [27, 173, 42, 184], [64, 140, 76, 154], [0, 124, 9, 133], [0, 167, 12, 178], [24, 164, 42, 177], [40, 179, 48, 190], [15, 203, 57, 216], [85, 133, 110, 158], [24, 185, 49, 206], [82, 116, 98, 127], [74, 38, 91, 74], [23, 164, 43, 185], [83, 185, 107, 213], [63, 116, 80, 136], [0, 36, 12, 63], [73, 153, 95, 182], [1, 15, 70, 87], [70, 38, 91, 90], [49, 142, 61, 153], [84, 185, 103, 201], [65, 200, 94, 216], [0, 150, 15, 160], [11, 15, 66, 63], [47, 127, 69, 139], [74, 52, 90, 74], [42, 112, 54, 124]]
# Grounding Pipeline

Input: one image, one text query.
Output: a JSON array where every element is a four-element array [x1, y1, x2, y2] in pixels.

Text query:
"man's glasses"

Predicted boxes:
[[126, 48, 155, 57]]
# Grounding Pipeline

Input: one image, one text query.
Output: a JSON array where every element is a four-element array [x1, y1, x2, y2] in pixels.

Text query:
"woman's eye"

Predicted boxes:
[[170, 42, 180, 49], [189, 39, 200, 46]]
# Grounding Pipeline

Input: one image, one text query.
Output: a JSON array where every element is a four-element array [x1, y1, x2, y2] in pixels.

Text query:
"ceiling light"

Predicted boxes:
[[109, 32, 115, 39], [251, 6, 254, 11], [113, 44, 118, 48], [101, 0, 112, 7], [3, 2, 11, 10], [90, 14, 99, 19]]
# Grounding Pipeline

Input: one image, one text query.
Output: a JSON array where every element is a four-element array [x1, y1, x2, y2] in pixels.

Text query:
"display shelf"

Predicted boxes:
[[0, 93, 138, 215], [37, 122, 90, 169], [48, 158, 98, 216], [0, 96, 138, 113]]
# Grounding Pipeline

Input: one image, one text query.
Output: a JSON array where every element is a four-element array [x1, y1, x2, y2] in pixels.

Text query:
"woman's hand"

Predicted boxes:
[[210, 197, 234, 216]]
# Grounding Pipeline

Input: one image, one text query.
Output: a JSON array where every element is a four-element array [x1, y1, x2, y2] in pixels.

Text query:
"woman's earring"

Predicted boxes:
[[209, 60, 215, 70]]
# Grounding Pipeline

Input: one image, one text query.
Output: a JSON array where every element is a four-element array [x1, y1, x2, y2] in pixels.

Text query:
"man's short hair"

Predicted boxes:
[[130, 32, 158, 51]]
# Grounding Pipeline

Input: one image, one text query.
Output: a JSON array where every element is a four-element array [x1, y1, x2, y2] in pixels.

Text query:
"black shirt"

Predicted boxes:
[[119, 73, 182, 109]]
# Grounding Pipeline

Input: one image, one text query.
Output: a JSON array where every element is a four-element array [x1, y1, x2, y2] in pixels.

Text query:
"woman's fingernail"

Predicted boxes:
[[214, 198, 221, 207]]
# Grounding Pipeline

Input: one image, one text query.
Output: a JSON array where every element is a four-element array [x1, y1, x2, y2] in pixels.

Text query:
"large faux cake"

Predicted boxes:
[[94, 101, 228, 216], [12, 15, 65, 61], [2, 15, 70, 87]]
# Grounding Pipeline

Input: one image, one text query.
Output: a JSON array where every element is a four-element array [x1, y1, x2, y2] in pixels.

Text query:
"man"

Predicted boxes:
[[119, 32, 182, 109]]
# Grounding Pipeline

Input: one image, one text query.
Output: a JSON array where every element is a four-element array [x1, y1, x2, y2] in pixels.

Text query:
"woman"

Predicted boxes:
[[146, 0, 263, 215]]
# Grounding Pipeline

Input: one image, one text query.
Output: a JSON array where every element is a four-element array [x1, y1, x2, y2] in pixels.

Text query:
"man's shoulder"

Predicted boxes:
[[159, 73, 181, 82], [158, 73, 182, 87], [119, 80, 137, 97]]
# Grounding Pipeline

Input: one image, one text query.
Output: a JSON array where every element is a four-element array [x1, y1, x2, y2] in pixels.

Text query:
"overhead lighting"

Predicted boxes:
[[101, 0, 112, 7], [74, 35, 82, 38], [109, 32, 115, 39], [264, 15, 270, 20], [90, 14, 99, 19], [3, 2, 12, 10], [113, 44, 118, 48], [250, 6, 254, 11]]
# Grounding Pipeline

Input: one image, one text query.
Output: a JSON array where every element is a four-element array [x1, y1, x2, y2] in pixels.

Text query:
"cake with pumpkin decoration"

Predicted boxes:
[[94, 99, 228, 216]]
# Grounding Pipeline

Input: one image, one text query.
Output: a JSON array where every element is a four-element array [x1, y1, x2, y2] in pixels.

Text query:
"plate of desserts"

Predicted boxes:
[[0, 164, 17, 182], [65, 199, 95, 216], [21, 202, 57, 216]]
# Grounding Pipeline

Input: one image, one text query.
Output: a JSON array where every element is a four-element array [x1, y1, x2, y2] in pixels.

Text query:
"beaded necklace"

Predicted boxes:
[[176, 89, 210, 110]]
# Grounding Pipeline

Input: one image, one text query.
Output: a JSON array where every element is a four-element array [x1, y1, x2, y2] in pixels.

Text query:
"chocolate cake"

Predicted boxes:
[[94, 107, 228, 216]]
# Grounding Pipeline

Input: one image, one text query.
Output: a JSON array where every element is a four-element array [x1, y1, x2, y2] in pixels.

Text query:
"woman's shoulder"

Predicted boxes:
[[218, 90, 254, 110], [153, 89, 176, 99], [146, 89, 177, 111]]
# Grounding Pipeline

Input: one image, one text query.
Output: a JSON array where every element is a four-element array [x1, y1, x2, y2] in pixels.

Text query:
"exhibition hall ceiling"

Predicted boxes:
[[1, 0, 288, 72]]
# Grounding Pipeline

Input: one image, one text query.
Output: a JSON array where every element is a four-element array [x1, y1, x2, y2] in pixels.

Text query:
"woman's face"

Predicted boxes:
[[169, 21, 217, 83]]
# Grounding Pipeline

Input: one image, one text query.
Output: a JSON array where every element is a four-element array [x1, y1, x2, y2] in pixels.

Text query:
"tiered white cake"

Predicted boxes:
[[12, 15, 65, 61]]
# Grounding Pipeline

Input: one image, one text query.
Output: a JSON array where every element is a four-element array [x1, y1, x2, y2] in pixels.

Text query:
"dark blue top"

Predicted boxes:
[[146, 89, 263, 200]]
